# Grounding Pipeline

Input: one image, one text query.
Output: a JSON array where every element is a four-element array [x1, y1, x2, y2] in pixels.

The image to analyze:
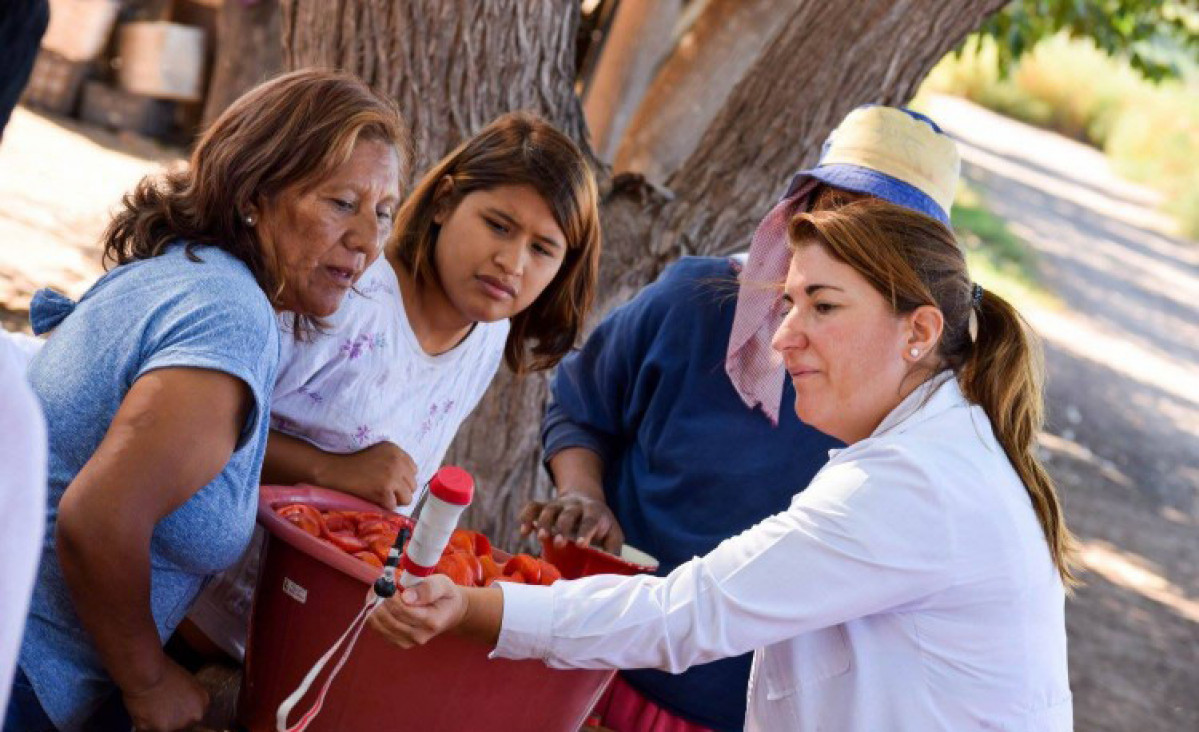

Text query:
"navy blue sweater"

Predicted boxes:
[[542, 257, 841, 731]]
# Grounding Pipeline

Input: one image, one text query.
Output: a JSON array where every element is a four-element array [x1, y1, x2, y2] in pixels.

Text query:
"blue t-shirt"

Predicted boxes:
[[543, 257, 842, 731], [19, 243, 279, 730]]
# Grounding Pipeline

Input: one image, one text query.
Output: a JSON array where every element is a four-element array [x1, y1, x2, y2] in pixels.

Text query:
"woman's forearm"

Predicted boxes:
[[53, 367, 249, 695], [457, 586, 505, 646], [547, 447, 605, 501], [56, 502, 167, 694], [263, 432, 418, 509], [262, 430, 335, 487]]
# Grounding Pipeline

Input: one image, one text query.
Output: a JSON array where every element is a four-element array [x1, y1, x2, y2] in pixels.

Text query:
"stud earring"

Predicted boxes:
[[909, 347, 920, 358], [243, 213, 257, 227]]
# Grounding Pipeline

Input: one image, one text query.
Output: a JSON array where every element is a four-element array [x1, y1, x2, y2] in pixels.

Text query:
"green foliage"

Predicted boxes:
[[976, 0, 1199, 81], [926, 35, 1144, 145], [1105, 88, 1199, 238], [925, 34, 1199, 239]]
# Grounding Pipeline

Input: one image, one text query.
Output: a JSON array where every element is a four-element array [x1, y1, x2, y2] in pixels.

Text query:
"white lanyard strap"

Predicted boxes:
[[275, 594, 383, 732]]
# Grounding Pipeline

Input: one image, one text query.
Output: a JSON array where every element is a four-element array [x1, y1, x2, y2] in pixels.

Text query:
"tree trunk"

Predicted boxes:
[[201, 0, 283, 129], [612, 0, 1010, 296], [281, 0, 594, 181], [581, 0, 681, 162], [281, 0, 1006, 550], [614, 0, 802, 184]]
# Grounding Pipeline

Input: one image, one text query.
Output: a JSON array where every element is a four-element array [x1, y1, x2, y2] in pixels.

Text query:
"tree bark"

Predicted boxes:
[[201, 0, 283, 129], [614, 0, 801, 184], [581, 0, 681, 162], [281, 0, 594, 182], [616, 0, 1011, 295], [280, 0, 1006, 550]]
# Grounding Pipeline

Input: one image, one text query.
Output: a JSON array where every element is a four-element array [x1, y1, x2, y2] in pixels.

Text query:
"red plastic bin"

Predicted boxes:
[[238, 485, 618, 732], [540, 538, 659, 580]]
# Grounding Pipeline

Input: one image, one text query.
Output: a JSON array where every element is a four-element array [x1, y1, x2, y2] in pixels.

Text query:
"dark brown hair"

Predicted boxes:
[[101, 68, 411, 306], [389, 111, 600, 374], [788, 199, 1079, 586]]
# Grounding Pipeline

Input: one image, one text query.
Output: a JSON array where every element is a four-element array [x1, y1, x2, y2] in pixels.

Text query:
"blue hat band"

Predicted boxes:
[[784, 164, 951, 226]]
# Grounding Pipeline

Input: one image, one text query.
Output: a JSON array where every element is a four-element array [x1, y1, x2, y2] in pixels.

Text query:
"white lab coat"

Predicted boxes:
[[495, 374, 1072, 731]]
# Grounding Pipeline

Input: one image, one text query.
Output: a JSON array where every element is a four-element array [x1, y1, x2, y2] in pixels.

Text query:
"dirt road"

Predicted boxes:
[[2, 99, 1196, 730]]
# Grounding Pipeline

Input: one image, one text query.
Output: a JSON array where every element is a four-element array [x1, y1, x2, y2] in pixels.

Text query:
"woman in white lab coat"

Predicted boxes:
[[370, 199, 1079, 731]]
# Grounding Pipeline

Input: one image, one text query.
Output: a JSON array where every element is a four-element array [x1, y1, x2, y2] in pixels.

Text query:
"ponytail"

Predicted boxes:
[[958, 290, 1080, 587]]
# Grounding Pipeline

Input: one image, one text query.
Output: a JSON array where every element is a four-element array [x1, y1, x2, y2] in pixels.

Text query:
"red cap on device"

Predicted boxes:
[[429, 466, 474, 506]]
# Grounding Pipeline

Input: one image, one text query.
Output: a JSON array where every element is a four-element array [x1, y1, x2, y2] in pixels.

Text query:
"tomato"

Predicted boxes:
[[322, 511, 356, 536], [435, 551, 476, 587], [369, 538, 394, 564], [359, 527, 397, 549], [277, 503, 319, 521], [502, 554, 542, 585], [355, 515, 389, 534], [537, 559, 561, 586], [472, 532, 492, 558], [448, 529, 474, 554], [278, 503, 515, 585], [460, 551, 483, 586], [326, 532, 368, 554], [276, 504, 323, 537], [479, 554, 502, 585], [354, 551, 383, 569]]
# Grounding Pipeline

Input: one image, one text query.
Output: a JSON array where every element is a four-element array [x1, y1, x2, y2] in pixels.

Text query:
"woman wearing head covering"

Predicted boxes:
[[372, 197, 1077, 732], [519, 105, 963, 731]]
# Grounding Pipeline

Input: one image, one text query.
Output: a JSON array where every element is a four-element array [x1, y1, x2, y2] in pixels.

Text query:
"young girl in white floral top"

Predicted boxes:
[[186, 112, 602, 659]]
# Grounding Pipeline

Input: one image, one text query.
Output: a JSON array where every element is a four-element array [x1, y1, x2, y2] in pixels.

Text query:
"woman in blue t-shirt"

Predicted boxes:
[[5, 69, 410, 732]]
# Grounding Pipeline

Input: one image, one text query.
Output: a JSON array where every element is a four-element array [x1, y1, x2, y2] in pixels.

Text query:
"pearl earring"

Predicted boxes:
[[243, 213, 257, 227], [909, 347, 920, 358]]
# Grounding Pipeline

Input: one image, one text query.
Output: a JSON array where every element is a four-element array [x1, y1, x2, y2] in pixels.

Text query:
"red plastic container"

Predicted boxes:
[[239, 485, 617, 732], [540, 538, 659, 580]]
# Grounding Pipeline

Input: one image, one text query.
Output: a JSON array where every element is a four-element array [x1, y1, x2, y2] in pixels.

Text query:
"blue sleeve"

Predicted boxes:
[[136, 282, 278, 450], [541, 260, 702, 468]]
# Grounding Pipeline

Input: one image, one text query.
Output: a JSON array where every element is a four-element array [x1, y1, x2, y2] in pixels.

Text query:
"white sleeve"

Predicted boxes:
[[0, 330, 45, 369], [493, 445, 956, 672], [0, 342, 48, 710]]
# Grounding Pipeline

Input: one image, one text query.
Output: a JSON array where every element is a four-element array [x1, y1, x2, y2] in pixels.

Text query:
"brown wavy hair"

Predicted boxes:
[[101, 68, 411, 308], [389, 112, 601, 374], [788, 199, 1080, 586]]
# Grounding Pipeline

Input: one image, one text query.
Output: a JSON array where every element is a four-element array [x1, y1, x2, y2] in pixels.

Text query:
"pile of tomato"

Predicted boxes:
[[275, 503, 560, 587]]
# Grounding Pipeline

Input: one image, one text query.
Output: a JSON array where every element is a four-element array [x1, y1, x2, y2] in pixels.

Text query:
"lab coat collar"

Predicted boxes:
[[871, 370, 962, 439]]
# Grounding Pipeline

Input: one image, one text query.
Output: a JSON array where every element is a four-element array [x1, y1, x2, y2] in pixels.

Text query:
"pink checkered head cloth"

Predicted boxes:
[[725, 105, 960, 424]]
